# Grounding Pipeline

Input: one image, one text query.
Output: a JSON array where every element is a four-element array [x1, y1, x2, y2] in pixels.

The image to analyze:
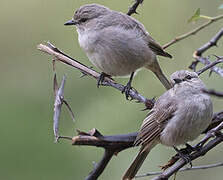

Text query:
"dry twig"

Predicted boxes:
[[163, 15, 223, 49]]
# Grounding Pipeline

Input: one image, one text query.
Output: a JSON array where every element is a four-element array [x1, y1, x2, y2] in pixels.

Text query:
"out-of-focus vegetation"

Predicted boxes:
[[0, 0, 222, 180]]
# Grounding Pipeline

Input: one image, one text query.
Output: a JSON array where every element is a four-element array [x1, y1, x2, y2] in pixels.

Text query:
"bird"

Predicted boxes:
[[122, 70, 213, 180], [64, 4, 172, 98]]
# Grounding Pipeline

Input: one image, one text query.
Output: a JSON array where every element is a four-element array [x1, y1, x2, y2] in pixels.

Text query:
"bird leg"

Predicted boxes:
[[122, 72, 135, 100], [97, 72, 112, 88], [173, 146, 193, 167]]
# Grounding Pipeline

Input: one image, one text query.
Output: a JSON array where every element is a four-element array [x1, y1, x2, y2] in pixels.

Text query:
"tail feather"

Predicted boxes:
[[122, 149, 150, 180], [145, 61, 172, 90], [154, 71, 172, 90]]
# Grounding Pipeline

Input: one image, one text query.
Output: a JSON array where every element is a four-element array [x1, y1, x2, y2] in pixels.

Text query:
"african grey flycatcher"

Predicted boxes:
[[122, 70, 213, 180], [64, 4, 172, 98]]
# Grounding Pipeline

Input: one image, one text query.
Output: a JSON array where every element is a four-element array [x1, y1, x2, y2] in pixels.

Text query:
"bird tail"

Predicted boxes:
[[122, 142, 156, 180], [153, 70, 171, 90], [145, 62, 172, 90]]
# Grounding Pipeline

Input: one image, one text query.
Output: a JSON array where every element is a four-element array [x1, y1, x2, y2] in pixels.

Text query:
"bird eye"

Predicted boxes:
[[185, 75, 192, 80], [79, 18, 88, 23]]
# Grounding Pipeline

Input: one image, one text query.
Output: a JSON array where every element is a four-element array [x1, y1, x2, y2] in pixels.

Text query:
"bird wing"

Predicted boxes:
[[135, 96, 177, 148], [111, 12, 172, 58]]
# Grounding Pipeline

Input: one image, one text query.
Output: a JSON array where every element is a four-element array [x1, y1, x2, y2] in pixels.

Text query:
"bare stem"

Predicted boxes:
[[136, 162, 223, 178], [163, 15, 223, 49]]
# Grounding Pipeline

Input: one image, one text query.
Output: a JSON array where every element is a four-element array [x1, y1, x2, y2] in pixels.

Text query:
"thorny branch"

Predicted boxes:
[[37, 1, 223, 179], [37, 43, 154, 109], [57, 110, 223, 180], [38, 32, 223, 180]]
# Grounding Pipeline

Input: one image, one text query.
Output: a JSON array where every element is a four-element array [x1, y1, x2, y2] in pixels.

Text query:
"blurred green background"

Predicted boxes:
[[1, 0, 223, 179]]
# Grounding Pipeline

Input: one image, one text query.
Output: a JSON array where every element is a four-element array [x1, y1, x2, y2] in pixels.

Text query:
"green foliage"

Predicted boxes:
[[188, 8, 201, 23]]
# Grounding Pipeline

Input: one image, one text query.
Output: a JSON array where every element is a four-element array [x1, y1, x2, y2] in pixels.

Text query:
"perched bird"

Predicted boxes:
[[122, 70, 213, 180], [64, 4, 172, 98]]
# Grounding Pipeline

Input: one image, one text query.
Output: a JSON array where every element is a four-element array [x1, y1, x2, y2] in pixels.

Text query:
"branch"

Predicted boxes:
[[195, 28, 223, 56], [151, 134, 223, 180], [203, 89, 223, 97], [163, 15, 223, 49], [127, 0, 144, 16], [85, 149, 114, 180], [72, 129, 137, 180], [192, 56, 223, 77], [37, 43, 154, 109], [196, 58, 223, 75], [188, 28, 223, 77], [136, 162, 223, 178], [56, 110, 223, 180]]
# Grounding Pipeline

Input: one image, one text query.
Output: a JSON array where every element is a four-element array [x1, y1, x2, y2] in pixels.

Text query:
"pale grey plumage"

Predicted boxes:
[[65, 4, 172, 90], [123, 70, 213, 180]]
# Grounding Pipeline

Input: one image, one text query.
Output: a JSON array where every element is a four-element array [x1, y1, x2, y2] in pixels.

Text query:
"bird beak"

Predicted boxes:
[[173, 78, 182, 84], [64, 19, 78, 26]]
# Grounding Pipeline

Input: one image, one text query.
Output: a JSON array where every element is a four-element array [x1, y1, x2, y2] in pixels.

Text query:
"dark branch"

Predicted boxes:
[[203, 89, 223, 97], [127, 0, 144, 16], [71, 129, 136, 180], [151, 134, 223, 180], [190, 28, 223, 76], [85, 149, 114, 180], [59, 110, 223, 180], [196, 28, 223, 56]]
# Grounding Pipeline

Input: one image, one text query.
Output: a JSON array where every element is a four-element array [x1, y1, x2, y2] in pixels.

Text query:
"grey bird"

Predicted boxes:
[[64, 4, 172, 98], [122, 70, 213, 180]]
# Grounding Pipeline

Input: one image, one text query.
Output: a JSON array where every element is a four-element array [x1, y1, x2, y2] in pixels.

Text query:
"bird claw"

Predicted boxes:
[[173, 146, 193, 167], [122, 81, 133, 100], [97, 72, 111, 88]]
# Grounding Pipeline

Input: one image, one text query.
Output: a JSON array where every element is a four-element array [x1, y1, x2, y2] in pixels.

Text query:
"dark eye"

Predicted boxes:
[[185, 75, 192, 80], [79, 18, 88, 23]]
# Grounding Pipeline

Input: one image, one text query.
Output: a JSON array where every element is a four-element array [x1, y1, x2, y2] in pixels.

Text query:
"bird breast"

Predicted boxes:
[[77, 26, 156, 76], [160, 94, 213, 146]]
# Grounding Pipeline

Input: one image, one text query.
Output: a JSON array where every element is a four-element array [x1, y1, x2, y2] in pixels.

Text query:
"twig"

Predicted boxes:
[[196, 58, 223, 75], [53, 74, 66, 142], [86, 149, 114, 180], [163, 15, 223, 49], [37, 43, 154, 109], [151, 135, 223, 180], [72, 129, 136, 180], [196, 28, 223, 56], [136, 162, 223, 178], [127, 0, 144, 16], [192, 56, 223, 77], [203, 89, 223, 97], [189, 28, 223, 76]]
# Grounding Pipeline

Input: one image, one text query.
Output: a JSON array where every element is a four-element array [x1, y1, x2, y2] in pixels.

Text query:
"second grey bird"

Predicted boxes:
[[123, 70, 213, 180], [64, 4, 172, 97]]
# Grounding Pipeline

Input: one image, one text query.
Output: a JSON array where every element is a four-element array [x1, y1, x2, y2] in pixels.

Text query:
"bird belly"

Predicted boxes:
[[160, 97, 212, 146], [78, 28, 155, 76]]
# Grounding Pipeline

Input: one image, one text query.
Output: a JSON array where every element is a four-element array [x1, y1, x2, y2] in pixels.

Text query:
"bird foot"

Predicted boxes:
[[97, 72, 111, 88], [173, 146, 192, 167], [122, 81, 133, 100]]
